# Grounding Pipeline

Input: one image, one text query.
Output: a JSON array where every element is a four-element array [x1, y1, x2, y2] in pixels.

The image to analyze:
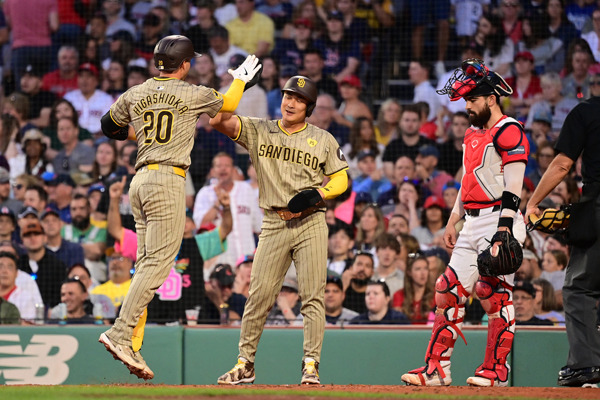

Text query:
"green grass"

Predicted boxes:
[[0, 385, 577, 400]]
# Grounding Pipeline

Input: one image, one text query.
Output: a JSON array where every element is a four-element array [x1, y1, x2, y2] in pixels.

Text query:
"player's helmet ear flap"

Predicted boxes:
[[154, 35, 201, 73], [281, 75, 318, 117]]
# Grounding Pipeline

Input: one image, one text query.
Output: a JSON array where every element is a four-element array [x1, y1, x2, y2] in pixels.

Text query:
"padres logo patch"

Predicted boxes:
[[297, 78, 306, 88], [307, 138, 317, 147], [337, 147, 346, 161]]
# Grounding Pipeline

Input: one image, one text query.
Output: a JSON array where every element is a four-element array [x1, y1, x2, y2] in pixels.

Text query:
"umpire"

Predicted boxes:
[[525, 69, 600, 387]]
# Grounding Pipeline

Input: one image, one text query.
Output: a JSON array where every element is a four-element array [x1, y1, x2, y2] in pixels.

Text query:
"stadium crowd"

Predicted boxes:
[[0, 0, 591, 326]]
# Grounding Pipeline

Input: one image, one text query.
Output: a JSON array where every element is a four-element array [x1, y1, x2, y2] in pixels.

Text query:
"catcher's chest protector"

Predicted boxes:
[[461, 117, 523, 207]]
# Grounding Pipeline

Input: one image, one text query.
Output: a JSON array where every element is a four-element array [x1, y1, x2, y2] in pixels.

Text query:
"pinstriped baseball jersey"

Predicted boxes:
[[234, 117, 348, 209], [110, 77, 223, 170]]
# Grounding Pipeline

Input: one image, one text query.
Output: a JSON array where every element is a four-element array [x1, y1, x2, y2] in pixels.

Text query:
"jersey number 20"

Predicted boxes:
[[142, 110, 174, 145]]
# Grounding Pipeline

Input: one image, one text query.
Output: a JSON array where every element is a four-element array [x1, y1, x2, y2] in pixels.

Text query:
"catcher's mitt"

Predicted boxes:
[[477, 231, 523, 277], [527, 205, 571, 234]]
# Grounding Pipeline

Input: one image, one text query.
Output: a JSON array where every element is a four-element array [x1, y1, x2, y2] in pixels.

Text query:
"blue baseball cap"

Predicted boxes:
[[88, 183, 106, 195], [443, 180, 461, 192], [354, 191, 373, 205], [418, 144, 440, 159]]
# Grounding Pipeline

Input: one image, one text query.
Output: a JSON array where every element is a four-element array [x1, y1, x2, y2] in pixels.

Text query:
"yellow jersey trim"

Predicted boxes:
[[277, 120, 308, 136], [153, 77, 177, 81], [232, 116, 242, 141], [109, 110, 126, 127]]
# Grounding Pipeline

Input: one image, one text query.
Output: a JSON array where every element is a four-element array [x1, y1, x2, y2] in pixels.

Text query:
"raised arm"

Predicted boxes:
[[209, 112, 241, 139]]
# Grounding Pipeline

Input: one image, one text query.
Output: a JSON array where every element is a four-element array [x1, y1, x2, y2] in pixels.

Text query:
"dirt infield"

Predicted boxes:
[[110, 383, 600, 400]]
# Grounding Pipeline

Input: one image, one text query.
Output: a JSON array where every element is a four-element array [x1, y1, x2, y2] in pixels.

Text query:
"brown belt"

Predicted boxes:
[[273, 206, 323, 221]]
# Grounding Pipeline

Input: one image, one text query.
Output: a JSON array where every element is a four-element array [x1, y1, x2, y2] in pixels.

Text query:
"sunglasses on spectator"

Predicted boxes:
[[12, 184, 23, 190], [590, 81, 600, 86]]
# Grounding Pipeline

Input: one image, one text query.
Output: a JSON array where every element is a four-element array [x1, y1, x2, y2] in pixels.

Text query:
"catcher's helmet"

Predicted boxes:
[[154, 35, 200, 72], [281, 76, 318, 117], [437, 58, 512, 101]]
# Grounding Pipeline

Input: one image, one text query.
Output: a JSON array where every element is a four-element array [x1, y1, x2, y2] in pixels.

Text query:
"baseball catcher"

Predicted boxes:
[[401, 59, 529, 388]]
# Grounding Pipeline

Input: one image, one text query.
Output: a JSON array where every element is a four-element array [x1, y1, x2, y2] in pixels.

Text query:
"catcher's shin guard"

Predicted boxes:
[[402, 267, 469, 386], [469, 278, 515, 386]]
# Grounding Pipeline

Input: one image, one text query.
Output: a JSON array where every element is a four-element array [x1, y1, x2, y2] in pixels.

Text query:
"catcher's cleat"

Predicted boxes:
[[557, 366, 600, 387], [466, 375, 508, 387], [401, 365, 452, 386], [217, 358, 255, 385], [98, 333, 154, 380], [301, 359, 320, 384]]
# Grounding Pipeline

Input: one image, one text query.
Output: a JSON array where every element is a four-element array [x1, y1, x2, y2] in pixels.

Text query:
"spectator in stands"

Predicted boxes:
[[265, 64, 296, 119], [193, 152, 261, 266], [42, 45, 80, 98], [342, 251, 374, 314], [64, 63, 114, 136], [562, 49, 593, 101], [423, 246, 448, 285], [18, 218, 66, 308], [505, 52, 543, 121], [91, 249, 132, 308], [324, 275, 359, 325], [392, 254, 434, 324], [55, 278, 95, 323], [373, 98, 401, 146], [309, 94, 350, 147], [257, 0, 293, 31], [532, 278, 564, 325], [411, 195, 447, 249], [23, 185, 47, 215], [47, 174, 75, 224], [134, 12, 164, 62], [335, 75, 372, 129], [103, 0, 136, 38], [386, 214, 410, 237], [355, 204, 385, 253], [378, 155, 417, 210], [513, 280, 554, 326], [257, 56, 279, 93], [102, 30, 140, 71], [582, 8, 600, 62], [528, 111, 553, 157], [62, 194, 107, 282], [541, 249, 567, 308], [226, 0, 275, 57], [0, 168, 22, 215], [409, 0, 450, 78], [525, 72, 579, 138], [353, 150, 389, 205], [317, 10, 360, 83], [327, 219, 355, 276], [0, 114, 20, 166], [233, 255, 253, 299], [102, 60, 127, 100], [88, 13, 111, 62], [186, 0, 218, 55], [518, 15, 564, 75], [190, 52, 221, 90], [499, 0, 522, 45], [342, 117, 384, 179], [547, 0, 579, 48], [4, 93, 36, 138], [373, 233, 403, 296], [52, 118, 95, 175], [0, 250, 42, 322], [302, 49, 340, 102], [382, 104, 434, 178], [385, 180, 421, 232], [351, 281, 409, 324], [0, 9, 8, 87], [208, 25, 248, 78], [67, 263, 98, 292], [14, 129, 52, 179], [9, 173, 36, 206], [282, 0, 323, 39], [409, 60, 441, 122], [265, 275, 302, 326], [442, 180, 460, 210], [4, 0, 58, 90], [272, 19, 321, 70], [44, 99, 94, 157], [40, 206, 84, 269], [527, 142, 555, 186], [472, 13, 514, 77], [92, 141, 126, 185], [415, 145, 453, 198], [0, 207, 16, 243], [19, 64, 57, 129], [0, 296, 20, 324]]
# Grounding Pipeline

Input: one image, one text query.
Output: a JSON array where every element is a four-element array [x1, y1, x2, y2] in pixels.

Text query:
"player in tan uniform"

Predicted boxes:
[[211, 76, 349, 385], [98, 35, 261, 380]]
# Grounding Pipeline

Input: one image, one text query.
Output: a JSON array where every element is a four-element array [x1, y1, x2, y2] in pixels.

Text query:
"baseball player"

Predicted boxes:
[[401, 59, 529, 387], [97, 35, 261, 380], [210, 76, 349, 385]]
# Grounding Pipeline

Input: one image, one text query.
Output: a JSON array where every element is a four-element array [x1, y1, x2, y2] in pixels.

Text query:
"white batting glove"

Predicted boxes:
[[228, 55, 262, 84]]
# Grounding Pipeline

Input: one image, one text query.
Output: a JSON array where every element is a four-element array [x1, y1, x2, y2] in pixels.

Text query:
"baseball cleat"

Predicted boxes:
[[557, 366, 600, 387], [466, 375, 508, 387], [301, 359, 320, 384], [401, 365, 452, 386], [98, 333, 154, 380], [217, 358, 255, 385]]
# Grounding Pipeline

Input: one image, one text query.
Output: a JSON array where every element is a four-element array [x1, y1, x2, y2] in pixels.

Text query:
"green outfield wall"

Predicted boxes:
[[0, 326, 567, 386]]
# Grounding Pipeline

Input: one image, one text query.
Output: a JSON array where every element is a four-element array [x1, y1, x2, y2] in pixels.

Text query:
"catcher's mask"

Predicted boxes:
[[437, 58, 513, 101]]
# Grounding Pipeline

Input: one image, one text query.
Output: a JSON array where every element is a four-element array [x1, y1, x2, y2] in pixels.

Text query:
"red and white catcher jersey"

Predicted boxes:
[[461, 116, 529, 209]]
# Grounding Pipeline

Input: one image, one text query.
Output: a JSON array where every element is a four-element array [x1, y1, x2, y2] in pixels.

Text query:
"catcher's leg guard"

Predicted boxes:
[[401, 267, 470, 386], [467, 277, 515, 387]]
